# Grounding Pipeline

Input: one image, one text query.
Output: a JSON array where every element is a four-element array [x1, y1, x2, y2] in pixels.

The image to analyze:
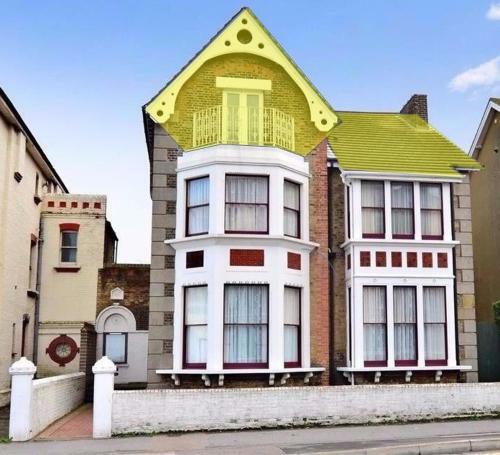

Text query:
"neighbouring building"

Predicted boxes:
[[142, 8, 480, 387], [469, 97, 500, 381], [0, 87, 119, 404]]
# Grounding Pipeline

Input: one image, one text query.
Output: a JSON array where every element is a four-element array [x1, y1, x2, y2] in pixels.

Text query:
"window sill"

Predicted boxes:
[[54, 266, 81, 273]]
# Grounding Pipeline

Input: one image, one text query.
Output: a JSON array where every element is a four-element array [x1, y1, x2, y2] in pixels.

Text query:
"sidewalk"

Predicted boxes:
[[36, 403, 92, 440], [2, 418, 500, 454]]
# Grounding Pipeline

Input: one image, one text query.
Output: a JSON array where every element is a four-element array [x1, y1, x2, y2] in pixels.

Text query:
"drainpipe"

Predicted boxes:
[[32, 216, 44, 366], [450, 182, 461, 380]]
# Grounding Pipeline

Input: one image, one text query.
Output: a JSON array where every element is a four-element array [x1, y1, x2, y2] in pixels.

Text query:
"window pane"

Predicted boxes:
[[284, 326, 299, 363], [363, 286, 386, 362], [284, 287, 300, 325], [188, 206, 209, 235], [61, 232, 77, 247], [225, 285, 268, 324], [284, 181, 300, 210], [225, 176, 268, 204], [424, 287, 446, 323], [391, 183, 413, 208], [362, 181, 384, 207], [187, 178, 209, 207], [362, 208, 384, 234], [224, 325, 267, 363], [225, 204, 267, 232], [394, 287, 417, 362], [421, 211, 442, 237], [393, 287, 416, 323], [421, 184, 442, 209], [363, 287, 386, 323], [284, 208, 299, 237], [186, 326, 207, 364], [424, 287, 446, 361], [61, 248, 77, 263], [185, 287, 207, 325], [105, 334, 126, 363], [425, 324, 446, 360]]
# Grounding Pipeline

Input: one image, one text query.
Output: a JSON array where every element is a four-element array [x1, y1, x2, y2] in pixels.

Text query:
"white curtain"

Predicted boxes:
[[61, 232, 78, 263], [284, 287, 300, 364], [393, 287, 417, 362], [284, 181, 300, 237], [424, 287, 446, 361], [421, 184, 442, 237], [185, 286, 207, 364], [224, 285, 268, 364], [225, 176, 268, 232], [361, 181, 385, 235], [187, 177, 209, 235], [363, 286, 387, 362], [105, 333, 126, 363], [391, 182, 414, 236]]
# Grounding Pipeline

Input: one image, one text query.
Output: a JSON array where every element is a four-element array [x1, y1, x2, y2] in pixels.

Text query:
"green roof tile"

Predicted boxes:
[[328, 112, 481, 177]]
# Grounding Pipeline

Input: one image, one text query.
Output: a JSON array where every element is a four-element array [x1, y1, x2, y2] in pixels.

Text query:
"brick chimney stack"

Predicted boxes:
[[400, 94, 428, 122]]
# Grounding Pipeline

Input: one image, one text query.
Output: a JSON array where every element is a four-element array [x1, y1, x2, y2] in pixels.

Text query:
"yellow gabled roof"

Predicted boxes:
[[145, 7, 338, 132]]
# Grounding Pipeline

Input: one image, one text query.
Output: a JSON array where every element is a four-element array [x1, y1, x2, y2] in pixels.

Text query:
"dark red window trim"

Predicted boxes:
[[421, 183, 444, 240], [283, 179, 301, 239], [391, 181, 415, 240], [59, 223, 80, 232], [183, 285, 208, 369], [223, 284, 269, 369], [284, 286, 301, 368], [186, 176, 209, 237], [361, 180, 385, 239], [394, 286, 418, 367], [224, 174, 269, 235]]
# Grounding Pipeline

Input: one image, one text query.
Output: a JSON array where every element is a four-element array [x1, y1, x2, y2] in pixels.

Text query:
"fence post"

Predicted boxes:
[[92, 356, 116, 438], [9, 357, 36, 441]]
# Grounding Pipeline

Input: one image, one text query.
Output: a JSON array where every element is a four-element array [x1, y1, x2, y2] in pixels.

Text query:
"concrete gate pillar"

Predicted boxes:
[[92, 356, 116, 438]]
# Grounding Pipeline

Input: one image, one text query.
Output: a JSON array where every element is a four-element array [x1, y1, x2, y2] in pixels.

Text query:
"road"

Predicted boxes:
[[2, 418, 500, 454]]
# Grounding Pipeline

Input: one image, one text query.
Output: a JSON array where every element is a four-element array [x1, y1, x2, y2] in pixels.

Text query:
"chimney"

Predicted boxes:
[[400, 94, 428, 122]]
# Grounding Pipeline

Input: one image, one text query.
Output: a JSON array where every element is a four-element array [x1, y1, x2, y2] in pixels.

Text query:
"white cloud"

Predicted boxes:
[[449, 56, 500, 92], [486, 3, 500, 20]]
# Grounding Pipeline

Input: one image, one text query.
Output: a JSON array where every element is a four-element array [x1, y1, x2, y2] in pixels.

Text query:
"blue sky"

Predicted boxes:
[[1, 1, 499, 262]]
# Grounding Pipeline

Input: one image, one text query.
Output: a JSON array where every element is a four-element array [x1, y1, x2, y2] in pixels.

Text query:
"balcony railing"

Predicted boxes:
[[193, 105, 295, 150]]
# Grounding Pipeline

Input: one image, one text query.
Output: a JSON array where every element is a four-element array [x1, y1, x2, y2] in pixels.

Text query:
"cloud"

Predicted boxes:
[[486, 3, 500, 20], [449, 56, 500, 92]]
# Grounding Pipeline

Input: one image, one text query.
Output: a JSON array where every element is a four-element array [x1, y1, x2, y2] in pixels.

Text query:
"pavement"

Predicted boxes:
[[2, 418, 500, 455], [36, 403, 93, 440]]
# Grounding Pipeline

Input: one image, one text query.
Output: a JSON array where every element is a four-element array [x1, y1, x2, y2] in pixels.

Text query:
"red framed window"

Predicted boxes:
[[283, 180, 300, 238], [186, 177, 209, 236], [223, 284, 268, 368], [225, 175, 268, 234], [361, 181, 385, 238], [363, 286, 387, 366], [391, 182, 414, 239], [183, 285, 208, 368], [60, 231, 78, 263], [420, 183, 443, 240], [284, 286, 301, 367], [423, 286, 447, 366], [393, 286, 417, 366]]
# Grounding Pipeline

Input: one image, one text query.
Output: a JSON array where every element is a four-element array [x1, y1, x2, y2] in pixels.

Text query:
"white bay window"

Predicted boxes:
[[393, 286, 417, 365], [284, 180, 300, 238], [361, 181, 385, 238], [284, 286, 301, 367], [363, 286, 387, 366], [186, 177, 209, 236], [423, 287, 447, 365], [184, 286, 208, 368], [420, 183, 443, 240], [391, 182, 414, 239]]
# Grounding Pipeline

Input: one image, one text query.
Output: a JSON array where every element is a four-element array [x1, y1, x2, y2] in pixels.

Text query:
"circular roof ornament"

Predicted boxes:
[[237, 29, 252, 44], [46, 335, 79, 366]]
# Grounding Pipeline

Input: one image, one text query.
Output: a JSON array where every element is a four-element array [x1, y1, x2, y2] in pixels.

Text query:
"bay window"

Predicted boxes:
[[284, 286, 301, 367], [186, 177, 209, 236], [424, 287, 447, 365], [361, 181, 385, 238], [184, 286, 208, 368], [104, 333, 127, 364], [224, 284, 268, 368], [284, 180, 300, 238], [60, 231, 78, 263], [225, 175, 268, 233], [393, 286, 417, 365], [420, 183, 443, 240], [363, 286, 387, 366], [391, 182, 414, 239]]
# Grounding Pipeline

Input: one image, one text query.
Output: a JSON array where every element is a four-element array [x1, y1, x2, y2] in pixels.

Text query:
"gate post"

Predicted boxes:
[[92, 356, 116, 438], [9, 357, 36, 441]]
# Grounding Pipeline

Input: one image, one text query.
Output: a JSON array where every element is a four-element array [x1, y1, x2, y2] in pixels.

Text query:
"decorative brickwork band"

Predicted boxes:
[[186, 250, 204, 269], [391, 251, 402, 267], [287, 252, 301, 270], [437, 252, 448, 268], [376, 251, 386, 267], [422, 252, 433, 268], [230, 249, 264, 266], [407, 252, 417, 268], [360, 251, 371, 267], [59, 223, 80, 232]]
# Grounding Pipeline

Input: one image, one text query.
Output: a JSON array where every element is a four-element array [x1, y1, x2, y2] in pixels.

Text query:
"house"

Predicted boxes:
[[469, 97, 500, 381], [142, 8, 480, 387]]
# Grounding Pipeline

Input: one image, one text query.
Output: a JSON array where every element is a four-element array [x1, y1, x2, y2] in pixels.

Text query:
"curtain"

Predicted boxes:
[[61, 232, 78, 262], [284, 287, 300, 363], [284, 181, 300, 237], [185, 286, 207, 364], [421, 184, 442, 237], [224, 285, 268, 364], [105, 333, 126, 363], [361, 181, 384, 235], [391, 183, 414, 236], [393, 287, 417, 361], [363, 286, 387, 361], [225, 176, 268, 232], [187, 178, 209, 235], [424, 287, 446, 361]]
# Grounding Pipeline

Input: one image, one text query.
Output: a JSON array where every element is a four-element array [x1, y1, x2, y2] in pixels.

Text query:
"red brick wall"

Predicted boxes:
[[287, 252, 301, 270], [229, 249, 264, 266], [306, 139, 330, 384]]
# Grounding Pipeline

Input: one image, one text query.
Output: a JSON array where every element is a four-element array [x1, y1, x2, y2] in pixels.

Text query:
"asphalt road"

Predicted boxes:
[[2, 418, 500, 454]]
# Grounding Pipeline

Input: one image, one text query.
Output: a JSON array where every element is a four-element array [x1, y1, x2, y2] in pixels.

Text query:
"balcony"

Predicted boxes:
[[193, 105, 295, 150]]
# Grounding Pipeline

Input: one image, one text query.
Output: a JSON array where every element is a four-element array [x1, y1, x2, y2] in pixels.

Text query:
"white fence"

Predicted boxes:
[[9, 357, 85, 441], [110, 382, 500, 434]]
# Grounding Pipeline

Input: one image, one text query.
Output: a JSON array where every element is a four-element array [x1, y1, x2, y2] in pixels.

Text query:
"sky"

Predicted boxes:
[[1, 1, 499, 263]]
